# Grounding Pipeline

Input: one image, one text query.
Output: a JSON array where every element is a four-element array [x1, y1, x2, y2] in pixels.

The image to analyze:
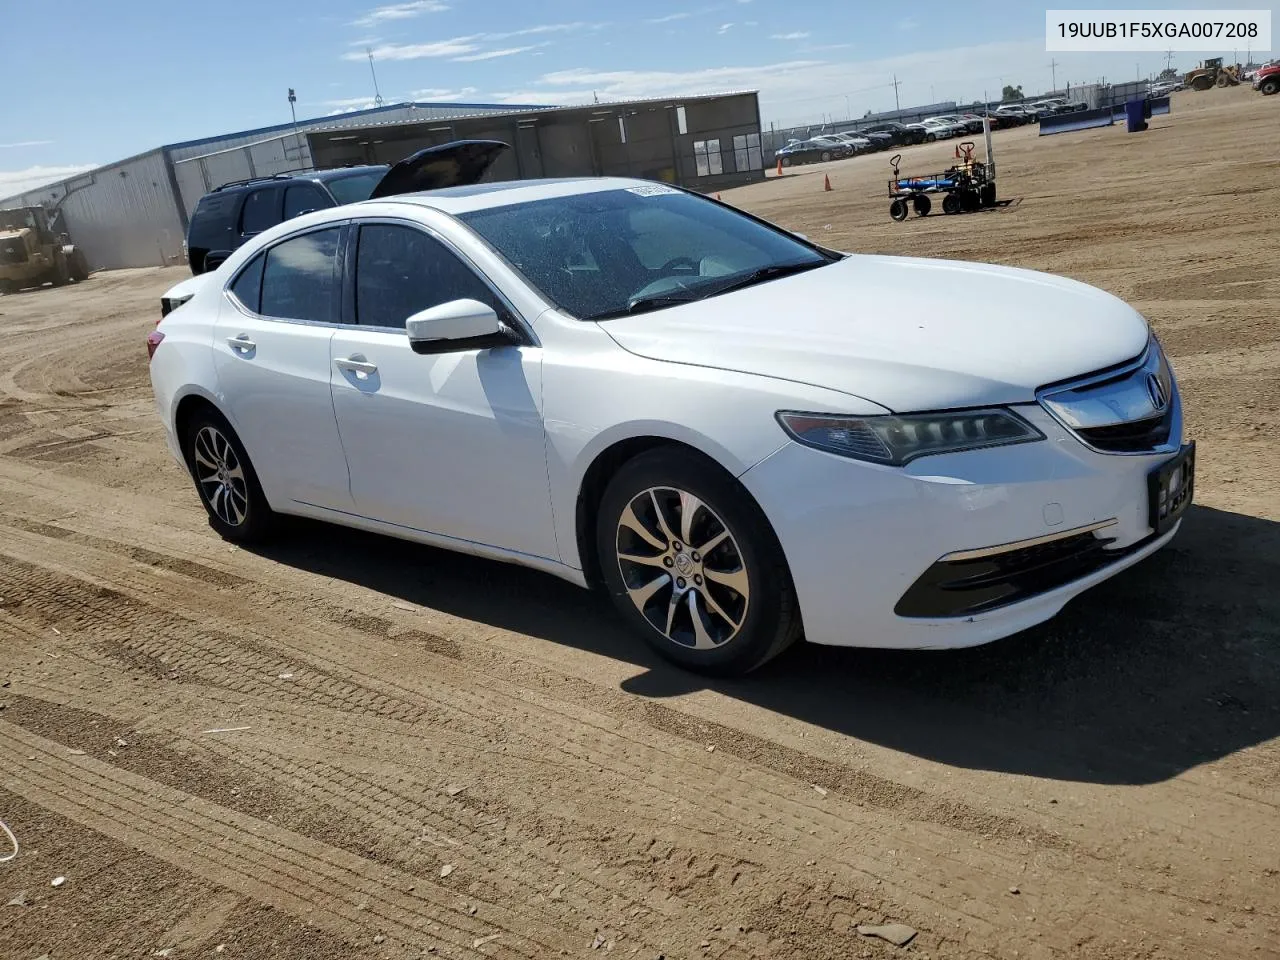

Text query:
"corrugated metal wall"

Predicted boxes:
[[7, 148, 187, 272]]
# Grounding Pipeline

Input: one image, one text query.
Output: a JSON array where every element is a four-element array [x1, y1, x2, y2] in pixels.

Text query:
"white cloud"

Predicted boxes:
[[453, 45, 538, 62], [647, 12, 689, 23], [347, 37, 480, 60], [412, 86, 480, 100], [0, 164, 97, 201], [487, 22, 599, 39], [0, 140, 53, 149], [352, 0, 448, 27], [718, 22, 734, 34], [897, 16, 920, 31], [770, 31, 810, 40]]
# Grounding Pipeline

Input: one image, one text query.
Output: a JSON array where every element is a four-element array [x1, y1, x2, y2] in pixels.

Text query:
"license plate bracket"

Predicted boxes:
[[1147, 441, 1195, 535]]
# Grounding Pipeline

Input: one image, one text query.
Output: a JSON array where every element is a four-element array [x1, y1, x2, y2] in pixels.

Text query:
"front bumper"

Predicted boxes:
[[740, 403, 1185, 650]]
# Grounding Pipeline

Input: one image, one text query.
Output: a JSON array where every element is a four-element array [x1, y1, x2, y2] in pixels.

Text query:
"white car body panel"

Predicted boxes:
[[150, 177, 1188, 652], [214, 299, 354, 511], [600, 254, 1150, 412], [328, 324, 555, 560]]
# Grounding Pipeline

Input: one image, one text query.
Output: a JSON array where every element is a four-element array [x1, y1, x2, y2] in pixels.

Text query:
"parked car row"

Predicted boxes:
[[771, 98, 1096, 167]]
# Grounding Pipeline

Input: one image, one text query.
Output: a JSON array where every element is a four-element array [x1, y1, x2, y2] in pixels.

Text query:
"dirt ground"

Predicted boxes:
[[1, 86, 1277, 960]]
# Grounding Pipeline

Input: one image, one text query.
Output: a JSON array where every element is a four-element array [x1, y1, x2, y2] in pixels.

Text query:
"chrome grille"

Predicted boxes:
[[1037, 336, 1180, 456]]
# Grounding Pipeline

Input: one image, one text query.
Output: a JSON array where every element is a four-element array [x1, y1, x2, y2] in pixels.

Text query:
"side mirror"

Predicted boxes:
[[405, 298, 518, 355]]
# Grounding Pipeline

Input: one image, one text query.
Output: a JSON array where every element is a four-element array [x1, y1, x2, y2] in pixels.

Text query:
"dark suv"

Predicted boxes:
[[186, 167, 391, 274], [857, 122, 927, 146], [184, 140, 511, 274]]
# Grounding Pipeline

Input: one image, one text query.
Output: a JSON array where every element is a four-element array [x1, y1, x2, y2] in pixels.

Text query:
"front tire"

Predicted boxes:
[[1261, 78, 1279, 95], [183, 408, 274, 543], [596, 449, 801, 676]]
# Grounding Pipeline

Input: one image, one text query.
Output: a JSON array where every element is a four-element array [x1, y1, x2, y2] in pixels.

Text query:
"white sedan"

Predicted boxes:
[[150, 144, 1193, 675]]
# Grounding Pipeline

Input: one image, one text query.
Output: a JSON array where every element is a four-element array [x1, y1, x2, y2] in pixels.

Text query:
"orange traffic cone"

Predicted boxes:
[[776, 157, 783, 176], [823, 174, 832, 192]]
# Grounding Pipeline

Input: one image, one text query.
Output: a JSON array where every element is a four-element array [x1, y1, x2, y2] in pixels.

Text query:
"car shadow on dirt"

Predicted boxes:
[[249, 503, 1279, 786]]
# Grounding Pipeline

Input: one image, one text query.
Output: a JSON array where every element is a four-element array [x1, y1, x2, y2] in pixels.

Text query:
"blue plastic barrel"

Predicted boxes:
[[1125, 98, 1149, 133]]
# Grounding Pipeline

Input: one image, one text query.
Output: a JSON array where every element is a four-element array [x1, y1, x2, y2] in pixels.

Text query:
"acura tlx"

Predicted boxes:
[[148, 141, 1193, 675]]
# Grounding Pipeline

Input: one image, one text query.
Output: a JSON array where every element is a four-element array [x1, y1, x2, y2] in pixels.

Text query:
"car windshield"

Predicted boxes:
[[458, 186, 834, 321], [323, 170, 387, 205]]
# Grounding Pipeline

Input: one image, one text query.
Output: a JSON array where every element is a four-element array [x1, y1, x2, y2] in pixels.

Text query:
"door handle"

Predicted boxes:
[[226, 334, 256, 353], [335, 356, 378, 378]]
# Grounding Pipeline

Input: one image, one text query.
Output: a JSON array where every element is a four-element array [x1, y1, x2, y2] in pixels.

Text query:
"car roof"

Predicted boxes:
[[358, 176, 664, 215]]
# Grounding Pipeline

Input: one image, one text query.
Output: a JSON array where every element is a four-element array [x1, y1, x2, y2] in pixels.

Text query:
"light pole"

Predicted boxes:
[[844, 94, 850, 120], [287, 88, 301, 164]]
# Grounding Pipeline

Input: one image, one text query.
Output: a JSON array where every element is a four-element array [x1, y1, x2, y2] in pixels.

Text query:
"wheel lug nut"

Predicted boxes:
[[691, 551, 700, 562], [672, 542, 682, 551], [663, 557, 674, 568], [694, 575, 703, 585], [676, 577, 686, 589]]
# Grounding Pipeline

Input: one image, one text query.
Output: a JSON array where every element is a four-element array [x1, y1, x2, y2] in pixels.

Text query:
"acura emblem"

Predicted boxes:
[[1146, 374, 1168, 411]]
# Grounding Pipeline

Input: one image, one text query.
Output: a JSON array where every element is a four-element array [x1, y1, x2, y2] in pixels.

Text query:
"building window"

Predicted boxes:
[[693, 139, 723, 177], [733, 133, 764, 171], [676, 106, 688, 135]]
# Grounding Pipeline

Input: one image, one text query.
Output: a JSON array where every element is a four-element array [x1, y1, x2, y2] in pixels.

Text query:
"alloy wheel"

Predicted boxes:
[[192, 424, 249, 527], [614, 486, 750, 650]]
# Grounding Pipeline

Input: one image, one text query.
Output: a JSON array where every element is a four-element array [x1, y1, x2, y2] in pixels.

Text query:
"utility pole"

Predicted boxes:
[[1050, 58, 1059, 91], [366, 47, 384, 107], [287, 88, 301, 164], [891, 74, 901, 112], [844, 94, 850, 121]]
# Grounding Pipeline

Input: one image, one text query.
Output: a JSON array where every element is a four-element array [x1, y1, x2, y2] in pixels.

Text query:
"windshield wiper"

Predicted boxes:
[[588, 260, 829, 321], [699, 260, 827, 297], [590, 293, 702, 320]]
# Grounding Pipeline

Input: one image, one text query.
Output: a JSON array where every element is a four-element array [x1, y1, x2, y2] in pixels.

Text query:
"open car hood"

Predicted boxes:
[[369, 140, 511, 199]]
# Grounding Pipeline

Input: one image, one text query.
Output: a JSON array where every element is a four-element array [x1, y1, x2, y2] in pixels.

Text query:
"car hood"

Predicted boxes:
[[597, 254, 1151, 412], [369, 140, 510, 199]]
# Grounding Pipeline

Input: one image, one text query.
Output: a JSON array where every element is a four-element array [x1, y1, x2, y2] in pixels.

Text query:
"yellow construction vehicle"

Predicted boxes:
[[0, 205, 90, 295], [1185, 57, 1241, 91]]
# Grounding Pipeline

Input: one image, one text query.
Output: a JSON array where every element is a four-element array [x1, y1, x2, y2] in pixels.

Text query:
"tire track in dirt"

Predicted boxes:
[[0, 518, 1056, 846], [1, 721, 569, 959], [6, 528, 1265, 958], [0, 788, 367, 960]]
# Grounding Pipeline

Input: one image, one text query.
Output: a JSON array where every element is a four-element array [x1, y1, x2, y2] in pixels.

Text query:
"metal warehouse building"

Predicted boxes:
[[1, 92, 765, 272]]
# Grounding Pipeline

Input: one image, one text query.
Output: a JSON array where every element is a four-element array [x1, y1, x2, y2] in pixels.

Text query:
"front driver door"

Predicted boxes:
[[328, 220, 556, 562]]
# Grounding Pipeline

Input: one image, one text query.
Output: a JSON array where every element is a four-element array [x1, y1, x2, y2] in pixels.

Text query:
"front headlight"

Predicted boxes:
[[776, 408, 1044, 466]]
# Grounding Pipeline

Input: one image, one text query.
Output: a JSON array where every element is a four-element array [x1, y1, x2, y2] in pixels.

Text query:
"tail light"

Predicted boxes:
[[146, 330, 165, 360]]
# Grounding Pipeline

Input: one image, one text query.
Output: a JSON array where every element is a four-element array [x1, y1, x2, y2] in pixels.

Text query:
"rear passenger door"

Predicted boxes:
[[213, 225, 353, 511], [283, 183, 334, 221]]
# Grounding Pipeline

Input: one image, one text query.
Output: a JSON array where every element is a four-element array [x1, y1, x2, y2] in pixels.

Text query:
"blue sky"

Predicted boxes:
[[2, 0, 1272, 197]]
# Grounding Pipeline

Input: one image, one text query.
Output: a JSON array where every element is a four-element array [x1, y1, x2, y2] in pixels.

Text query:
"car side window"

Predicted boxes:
[[283, 184, 331, 220], [229, 253, 265, 312], [354, 223, 499, 329], [240, 188, 281, 236], [259, 228, 341, 323]]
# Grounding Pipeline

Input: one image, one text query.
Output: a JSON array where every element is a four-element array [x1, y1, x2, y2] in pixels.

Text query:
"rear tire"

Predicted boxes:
[[183, 408, 275, 543], [51, 253, 70, 287], [912, 194, 931, 216], [596, 449, 802, 676], [980, 183, 997, 207], [68, 249, 89, 282], [942, 192, 961, 214]]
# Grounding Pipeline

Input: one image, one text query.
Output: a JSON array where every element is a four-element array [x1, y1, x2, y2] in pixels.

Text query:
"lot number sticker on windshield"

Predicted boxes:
[[626, 184, 681, 197]]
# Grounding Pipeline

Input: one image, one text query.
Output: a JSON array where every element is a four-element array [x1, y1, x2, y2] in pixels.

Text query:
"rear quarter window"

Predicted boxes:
[[188, 193, 237, 248]]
